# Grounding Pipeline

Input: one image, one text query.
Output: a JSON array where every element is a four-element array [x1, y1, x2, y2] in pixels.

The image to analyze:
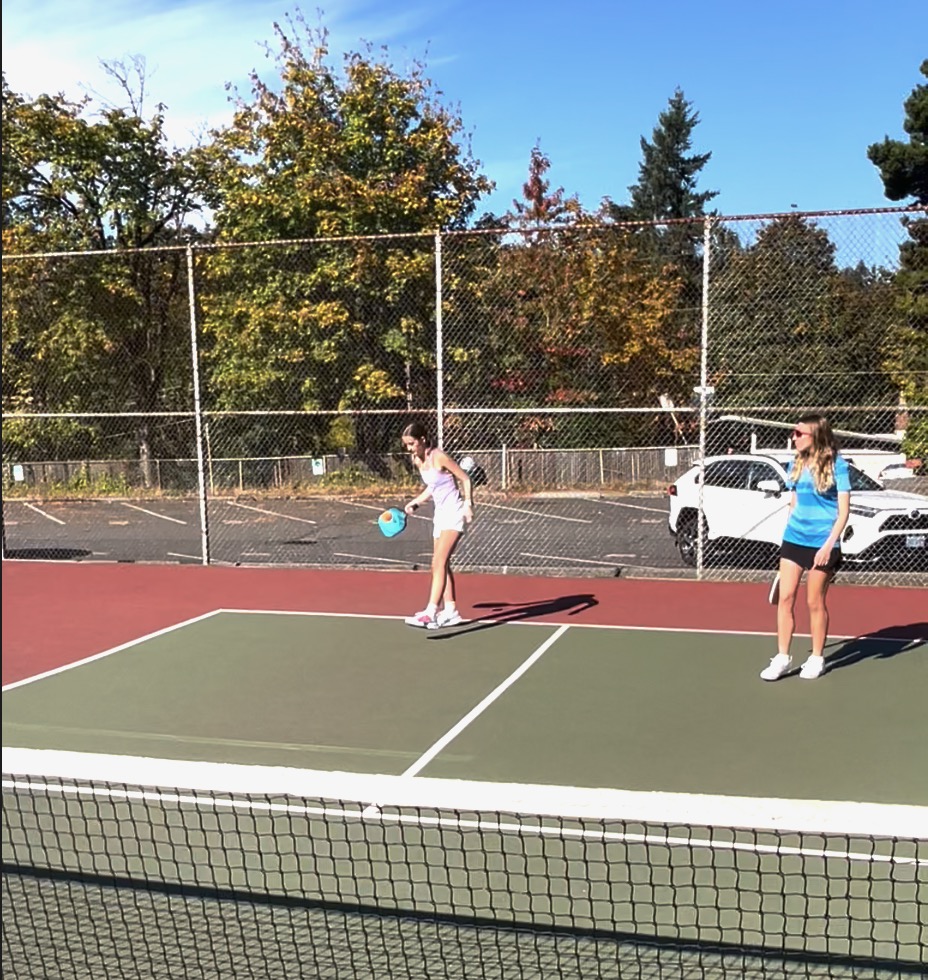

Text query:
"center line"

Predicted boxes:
[[401, 624, 570, 778]]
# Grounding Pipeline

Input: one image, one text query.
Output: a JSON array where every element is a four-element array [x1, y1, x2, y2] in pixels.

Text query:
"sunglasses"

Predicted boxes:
[[792, 429, 812, 439]]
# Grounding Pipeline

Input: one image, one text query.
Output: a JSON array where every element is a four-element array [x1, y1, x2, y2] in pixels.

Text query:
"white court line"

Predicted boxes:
[[480, 502, 591, 524], [119, 502, 187, 525], [1, 610, 224, 692], [212, 608, 921, 644], [400, 624, 571, 778], [334, 552, 412, 565], [605, 553, 638, 558], [521, 552, 619, 566], [224, 501, 317, 524], [24, 503, 65, 525], [167, 552, 202, 561], [597, 499, 669, 514]]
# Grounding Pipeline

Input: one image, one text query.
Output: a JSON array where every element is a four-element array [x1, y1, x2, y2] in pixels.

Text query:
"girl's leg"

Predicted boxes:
[[776, 557, 804, 656], [443, 567, 456, 608], [428, 530, 461, 608], [805, 568, 833, 657]]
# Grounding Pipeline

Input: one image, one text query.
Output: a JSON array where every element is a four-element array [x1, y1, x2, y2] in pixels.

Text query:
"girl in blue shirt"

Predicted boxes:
[[761, 414, 851, 681]]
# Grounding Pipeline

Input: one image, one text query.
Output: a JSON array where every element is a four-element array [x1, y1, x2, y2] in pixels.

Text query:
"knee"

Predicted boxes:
[[807, 596, 826, 616], [777, 588, 798, 608]]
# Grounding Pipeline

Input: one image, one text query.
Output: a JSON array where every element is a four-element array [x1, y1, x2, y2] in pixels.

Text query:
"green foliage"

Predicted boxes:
[[869, 59, 928, 419], [710, 216, 898, 420], [193, 13, 493, 450], [327, 415, 356, 451], [2, 63, 211, 476], [901, 414, 928, 467], [451, 150, 700, 444], [620, 88, 718, 223], [2, 468, 134, 498], [867, 60, 928, 206], [318, 463, 382, 489], [2, 415, 103, 460]]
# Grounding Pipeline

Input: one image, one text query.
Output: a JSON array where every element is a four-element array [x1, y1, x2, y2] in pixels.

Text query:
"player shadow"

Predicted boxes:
[[820, 622, 926, 674], [428, 593, 598, 640]]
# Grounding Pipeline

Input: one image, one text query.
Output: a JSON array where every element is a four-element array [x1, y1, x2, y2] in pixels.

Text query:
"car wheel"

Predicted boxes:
[[676, 514, 707, 567]]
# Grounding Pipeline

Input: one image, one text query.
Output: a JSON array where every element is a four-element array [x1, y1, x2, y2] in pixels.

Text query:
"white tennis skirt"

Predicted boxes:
[[433, 505, 466, 537]]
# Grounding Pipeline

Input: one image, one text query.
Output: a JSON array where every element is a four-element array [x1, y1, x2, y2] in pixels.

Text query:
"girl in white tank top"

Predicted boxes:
[[401, 424, 474, 628]]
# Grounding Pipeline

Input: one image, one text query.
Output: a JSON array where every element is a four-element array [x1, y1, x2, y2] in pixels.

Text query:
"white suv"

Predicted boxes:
[[667, 452, 928, 569]]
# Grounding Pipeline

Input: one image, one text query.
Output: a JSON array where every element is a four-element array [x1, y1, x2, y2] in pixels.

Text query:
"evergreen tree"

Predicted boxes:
[[606, 88, 717, 225], [868, 60, 928, 463], [867, 60, 928, 205]]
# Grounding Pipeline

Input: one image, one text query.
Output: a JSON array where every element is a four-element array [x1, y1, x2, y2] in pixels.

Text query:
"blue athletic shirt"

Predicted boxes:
[[783, 454, 851, 549]]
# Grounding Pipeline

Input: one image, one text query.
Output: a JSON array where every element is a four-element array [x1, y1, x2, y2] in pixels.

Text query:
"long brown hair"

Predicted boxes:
[[402, 422, 432, 446], [789, 413, 839, 492]]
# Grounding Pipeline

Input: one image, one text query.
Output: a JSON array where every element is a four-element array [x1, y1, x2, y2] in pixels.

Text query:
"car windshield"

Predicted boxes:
[[848, 465, 883, 491]]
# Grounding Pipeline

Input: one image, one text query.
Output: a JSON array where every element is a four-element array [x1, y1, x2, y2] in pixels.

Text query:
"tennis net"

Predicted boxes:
[[3, 748, 925, 979]]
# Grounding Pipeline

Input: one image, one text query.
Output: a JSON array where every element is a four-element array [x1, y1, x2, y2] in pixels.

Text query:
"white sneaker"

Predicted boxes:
[[427, 609, 464, 630], [760, 654, 792, 681], [405, 610, 436, 628], [799, 656, 825, 680]]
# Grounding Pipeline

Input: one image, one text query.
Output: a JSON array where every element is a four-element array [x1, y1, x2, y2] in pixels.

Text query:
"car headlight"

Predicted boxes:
[[849, 505, 879, 518]]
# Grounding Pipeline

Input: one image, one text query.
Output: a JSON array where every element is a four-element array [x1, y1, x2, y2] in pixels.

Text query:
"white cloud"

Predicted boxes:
[[2, 0, 454, 148]]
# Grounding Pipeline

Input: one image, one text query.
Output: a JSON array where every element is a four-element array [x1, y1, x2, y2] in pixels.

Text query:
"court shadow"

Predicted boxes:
[[429, 593, 598, 640], [822, 622, 927, 674]]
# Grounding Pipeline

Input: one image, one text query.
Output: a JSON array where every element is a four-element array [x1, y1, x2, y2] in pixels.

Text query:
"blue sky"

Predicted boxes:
[[2, 0, 925, 221]]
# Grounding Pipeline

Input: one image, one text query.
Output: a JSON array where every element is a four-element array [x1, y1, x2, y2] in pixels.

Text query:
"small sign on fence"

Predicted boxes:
[[664, 448, 678, 468], [12, 464, 25, 482], [311, 458, 326, 477]]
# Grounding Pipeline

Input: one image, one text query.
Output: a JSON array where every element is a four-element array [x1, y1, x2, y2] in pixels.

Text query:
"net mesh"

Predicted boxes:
[[3, 750, 926, 980]]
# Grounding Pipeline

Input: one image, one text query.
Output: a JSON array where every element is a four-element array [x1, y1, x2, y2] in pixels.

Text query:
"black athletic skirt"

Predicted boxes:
[[780, 539, 842, 572]]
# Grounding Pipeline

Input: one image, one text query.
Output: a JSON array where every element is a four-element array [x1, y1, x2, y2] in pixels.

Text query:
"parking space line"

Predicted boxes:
[[334, 552, 412, 565], [24, 503, 65, 525], [481, 503, 592, 523], [598, 499, 669, 514], [224, 501, 317, 524], [335, 499, 431, 523], [520, 552, 620, 566], [119, 502, 188, 525]]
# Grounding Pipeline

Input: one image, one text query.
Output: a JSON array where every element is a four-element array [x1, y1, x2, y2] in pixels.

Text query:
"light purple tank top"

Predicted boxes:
[[420, 449, 462, 513]]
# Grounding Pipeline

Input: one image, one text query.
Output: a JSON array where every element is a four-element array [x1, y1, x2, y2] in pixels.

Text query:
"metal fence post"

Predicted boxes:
[[186, 245, 211, 565], [435, 231, 444, 447]]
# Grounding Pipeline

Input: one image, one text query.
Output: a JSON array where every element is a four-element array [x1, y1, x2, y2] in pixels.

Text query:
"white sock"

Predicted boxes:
[[444, 602, 457, 614], [426, 603, 438, 616]]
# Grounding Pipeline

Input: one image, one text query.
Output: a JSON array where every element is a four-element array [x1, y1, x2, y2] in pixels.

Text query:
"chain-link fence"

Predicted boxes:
[[3, 207, 926, 585]]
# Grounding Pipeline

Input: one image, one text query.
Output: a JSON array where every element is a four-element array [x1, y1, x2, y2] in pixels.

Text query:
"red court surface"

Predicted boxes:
[[2, 560, 925, 685]]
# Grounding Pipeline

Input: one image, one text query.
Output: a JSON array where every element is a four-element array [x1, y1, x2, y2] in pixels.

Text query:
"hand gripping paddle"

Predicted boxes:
[[767, 571, 780, 605], [378, 507, 407, 538]]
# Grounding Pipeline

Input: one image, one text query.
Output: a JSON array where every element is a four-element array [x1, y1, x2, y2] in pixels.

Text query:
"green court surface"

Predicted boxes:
[[3, 611, 926, 980], [3, 610, 926, 805]]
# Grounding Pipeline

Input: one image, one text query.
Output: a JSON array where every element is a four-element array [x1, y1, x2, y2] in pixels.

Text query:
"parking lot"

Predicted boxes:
[[4, 478, 927, 586], [1, 492, 682, 575]]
